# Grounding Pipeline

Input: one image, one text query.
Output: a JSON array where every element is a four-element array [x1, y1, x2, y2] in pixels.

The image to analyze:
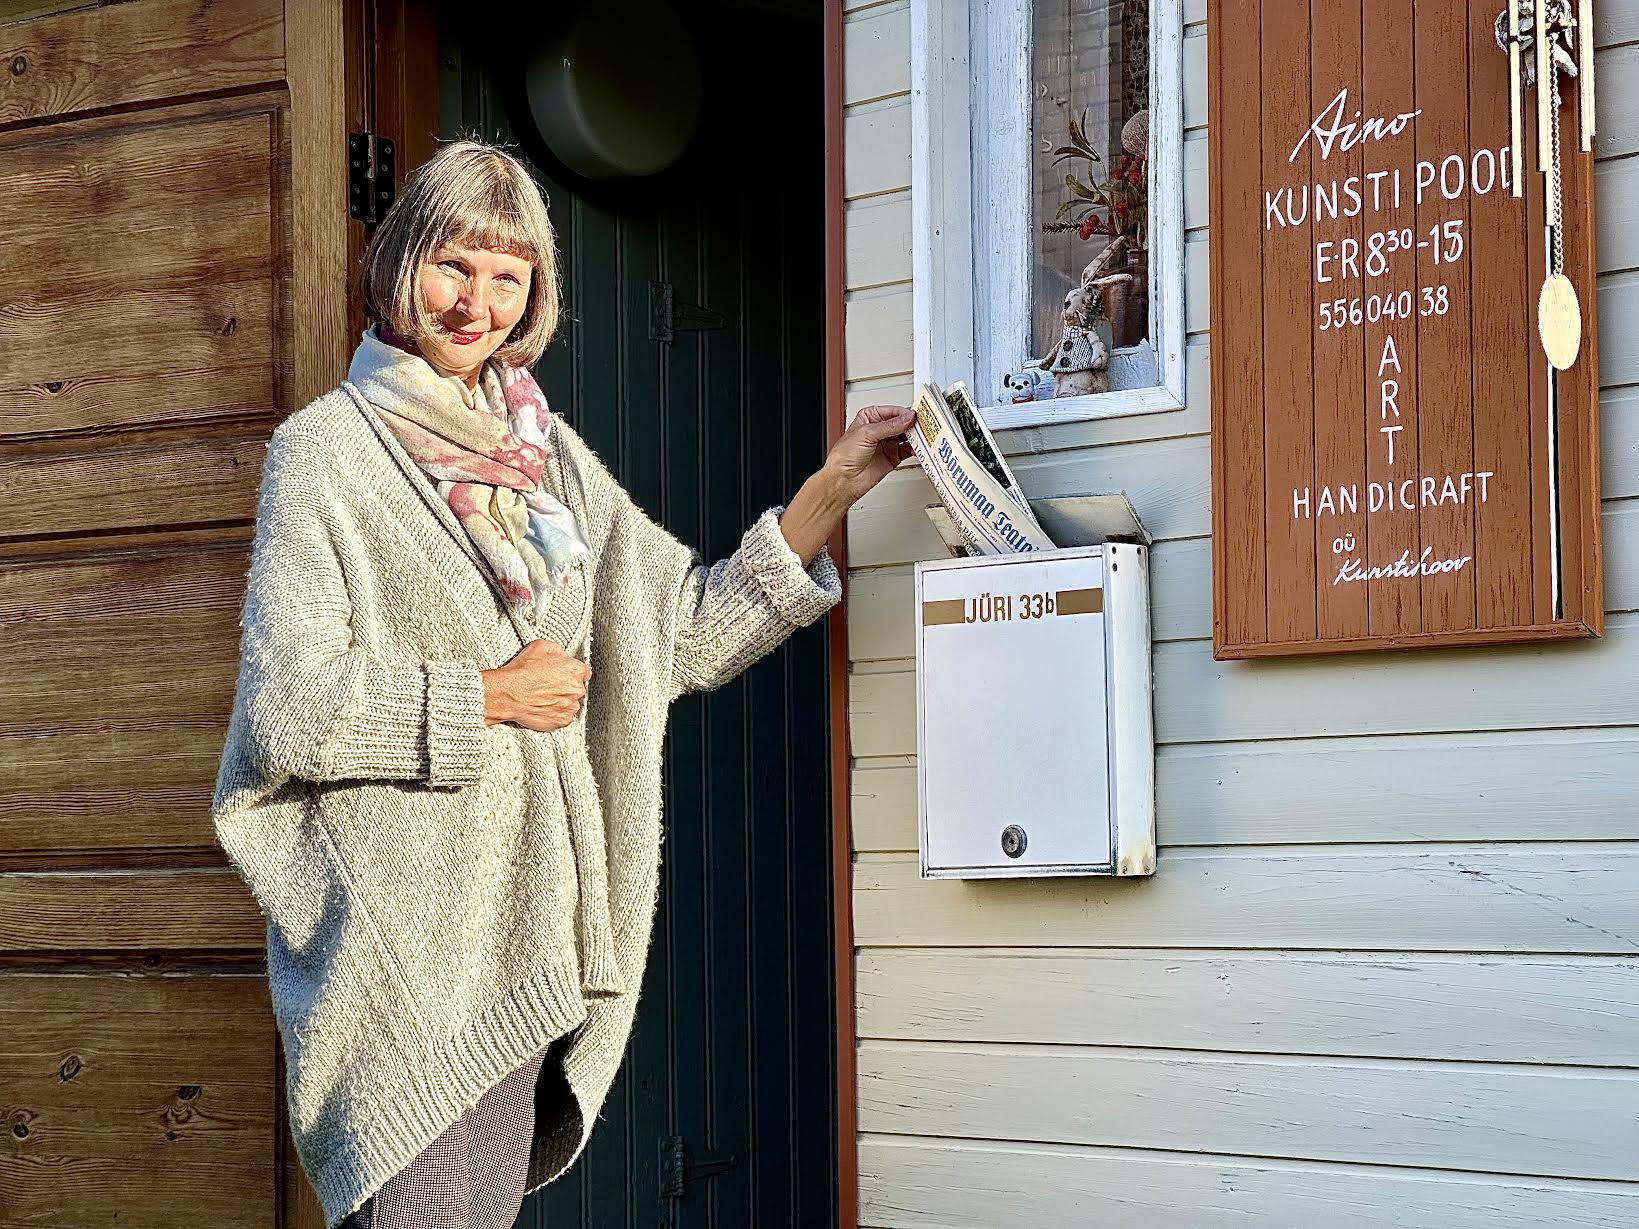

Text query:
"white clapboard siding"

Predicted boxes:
[[847, 496, 1639, 662], [855, 950, 1639, 1065], [1184, 129, 1207, 231], [844, 0, 909, 106], [846, 380, 1639, 567], [841, 6, 1639, 1222], [852, 846, 1639, 954], [844, 95, 911, 201], [852, 726, 1639, 851], [1597, 157, 1639, 274], [845, 283, 913, 384], [846, 376, 915, 423], [846, 190, 912, 290], [1597, 7, 1639, 46], [1184, 232, 1209, 334], [856, 1041, 1639, 1181], [850, 613, 1639, 755], [1596, 45, 1639, 160], [858, 1137, 1639, 1229], [1147, 612, 1639, 743], [1599, 272, 1639, 388], [1183, 26, 1204, 130]]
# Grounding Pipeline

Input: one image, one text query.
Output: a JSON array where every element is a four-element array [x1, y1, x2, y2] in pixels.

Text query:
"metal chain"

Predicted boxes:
[[1548, 59, 1565, 277]]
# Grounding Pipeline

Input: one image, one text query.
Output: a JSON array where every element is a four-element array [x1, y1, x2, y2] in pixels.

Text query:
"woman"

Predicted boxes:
[[210, 139, 914, 1229]]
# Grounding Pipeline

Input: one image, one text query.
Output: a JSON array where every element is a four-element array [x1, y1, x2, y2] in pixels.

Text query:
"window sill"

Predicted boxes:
[[980, 373, 1187, 432]]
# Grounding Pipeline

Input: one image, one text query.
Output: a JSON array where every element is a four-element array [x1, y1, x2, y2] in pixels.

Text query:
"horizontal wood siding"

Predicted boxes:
[[843, 2, 1639, 1223]]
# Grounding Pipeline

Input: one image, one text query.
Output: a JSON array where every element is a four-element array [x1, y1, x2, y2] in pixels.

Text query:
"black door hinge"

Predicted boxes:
[[348, 132, 396, 224], [659, 1134, 736, 1199], [649, 281, 727, 344]]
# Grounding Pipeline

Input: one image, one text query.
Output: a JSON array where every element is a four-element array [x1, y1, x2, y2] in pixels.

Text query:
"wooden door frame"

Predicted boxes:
[[376, 5, 860, 1223], [821, 0, 859, 1223]]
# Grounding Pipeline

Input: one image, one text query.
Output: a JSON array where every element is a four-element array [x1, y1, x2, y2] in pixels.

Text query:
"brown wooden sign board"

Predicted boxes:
[[1207, 0, 1602, 659]]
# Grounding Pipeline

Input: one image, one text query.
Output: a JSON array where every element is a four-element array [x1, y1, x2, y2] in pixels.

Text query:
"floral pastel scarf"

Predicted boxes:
[[346, 322, 593, 621]]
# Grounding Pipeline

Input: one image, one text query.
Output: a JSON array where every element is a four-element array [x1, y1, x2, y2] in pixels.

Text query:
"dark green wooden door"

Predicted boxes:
[[436, 4, 838, 1226]]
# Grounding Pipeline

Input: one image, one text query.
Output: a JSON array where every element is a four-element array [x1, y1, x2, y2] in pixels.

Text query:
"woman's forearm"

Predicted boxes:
[[777, 468, 852, 568]]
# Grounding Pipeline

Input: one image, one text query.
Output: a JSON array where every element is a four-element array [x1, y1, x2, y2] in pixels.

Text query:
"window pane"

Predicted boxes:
[[1029, 0, 1156, 400]]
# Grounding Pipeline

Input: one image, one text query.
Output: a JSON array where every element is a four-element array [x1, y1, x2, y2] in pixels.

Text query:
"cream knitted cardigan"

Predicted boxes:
[[209, 382, 841, 1228]]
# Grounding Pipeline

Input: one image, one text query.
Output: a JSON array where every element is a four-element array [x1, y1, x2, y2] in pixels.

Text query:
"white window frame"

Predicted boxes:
[[911, 0, 1186, 430]]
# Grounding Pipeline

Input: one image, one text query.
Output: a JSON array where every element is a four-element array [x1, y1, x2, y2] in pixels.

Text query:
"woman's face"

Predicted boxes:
[[414, 242, 535, 387]]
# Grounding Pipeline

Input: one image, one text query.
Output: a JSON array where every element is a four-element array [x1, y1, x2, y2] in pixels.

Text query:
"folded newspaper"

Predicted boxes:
[[905, 380, 1057, 555]]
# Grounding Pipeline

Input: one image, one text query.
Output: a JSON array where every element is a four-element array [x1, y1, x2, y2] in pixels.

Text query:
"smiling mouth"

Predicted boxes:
[[446, 327, 484, 344]]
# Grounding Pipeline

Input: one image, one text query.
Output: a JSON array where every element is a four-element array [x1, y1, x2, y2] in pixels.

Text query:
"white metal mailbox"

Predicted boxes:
[[914, 542, 1156, 879]]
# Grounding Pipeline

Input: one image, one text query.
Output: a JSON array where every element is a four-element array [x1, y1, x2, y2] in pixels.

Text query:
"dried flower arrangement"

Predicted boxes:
[[1041, 107, 1149, 250]]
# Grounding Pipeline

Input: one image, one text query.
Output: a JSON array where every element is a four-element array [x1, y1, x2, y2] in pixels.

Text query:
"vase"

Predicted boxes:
[[1104, 246, 1149, 350]]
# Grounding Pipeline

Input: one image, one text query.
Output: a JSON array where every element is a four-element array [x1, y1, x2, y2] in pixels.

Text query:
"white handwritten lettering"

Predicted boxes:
[[1289, 88, 1422, 163]]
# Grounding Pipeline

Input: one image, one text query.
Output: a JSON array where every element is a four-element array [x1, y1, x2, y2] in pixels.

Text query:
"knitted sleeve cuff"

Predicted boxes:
[[319, 655, 488, 788], [424, 659, 489, 788], [742, 505, 843, 627]]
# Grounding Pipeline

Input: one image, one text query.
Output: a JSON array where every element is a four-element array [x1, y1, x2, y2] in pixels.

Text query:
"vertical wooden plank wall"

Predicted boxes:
[[1362, 0, 1422, 637], [1207, 0, 1265, 649], [0, 2, 350, 1226], [1209, 0, 1603, 656], [1467, 0, 1535, 629], [1311, 0, 1366, 641], [841, 1, 1639, 1224], [1258, 1, 1316, 645]]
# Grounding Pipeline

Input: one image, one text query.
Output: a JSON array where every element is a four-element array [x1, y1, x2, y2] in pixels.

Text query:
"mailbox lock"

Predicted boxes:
[[1000, 824, 1028, 858]]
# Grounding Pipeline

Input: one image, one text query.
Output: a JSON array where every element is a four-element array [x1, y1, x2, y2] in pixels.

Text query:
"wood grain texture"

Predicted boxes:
[[1468, 0, 1535, 629], [0, 434, 266, 538], [855, 949, 1639, 1065], [0, 2, 348, 1225], [853, 846, 1639, 954], [1358, 0, 1422, 637], [858, 1040, 1639, 1180], [1207, 0, 1603, 656], [0, 0, 283, 127], [1207, 0, 1266, 648], [286, 0, 348, 405], [0, 870, 264, 953], [0, 973, 277, 1228], [1311, 0, 1367, 641], [858, 1137, 1639, 1229], [1257, 2, 1315, 644], [0, 548, 252, 853], [1411, 1, 1476, 634]]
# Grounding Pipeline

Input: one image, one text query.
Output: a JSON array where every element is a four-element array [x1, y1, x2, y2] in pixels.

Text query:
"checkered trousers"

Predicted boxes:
[[339, 1043, 551, 1229]]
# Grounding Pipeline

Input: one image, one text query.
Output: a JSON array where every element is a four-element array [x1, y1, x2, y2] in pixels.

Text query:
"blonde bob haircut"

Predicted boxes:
[[361, 139, 562, 369]]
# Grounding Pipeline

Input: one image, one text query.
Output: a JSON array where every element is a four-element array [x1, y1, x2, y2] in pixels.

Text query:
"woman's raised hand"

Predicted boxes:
[[480, 639, 592, 731], [825, 403, 917, 507]]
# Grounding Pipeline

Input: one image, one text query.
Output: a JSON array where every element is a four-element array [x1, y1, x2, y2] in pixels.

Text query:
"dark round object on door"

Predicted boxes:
[[1000, 824, 1028, 859], [525, 0, 704, 180]]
